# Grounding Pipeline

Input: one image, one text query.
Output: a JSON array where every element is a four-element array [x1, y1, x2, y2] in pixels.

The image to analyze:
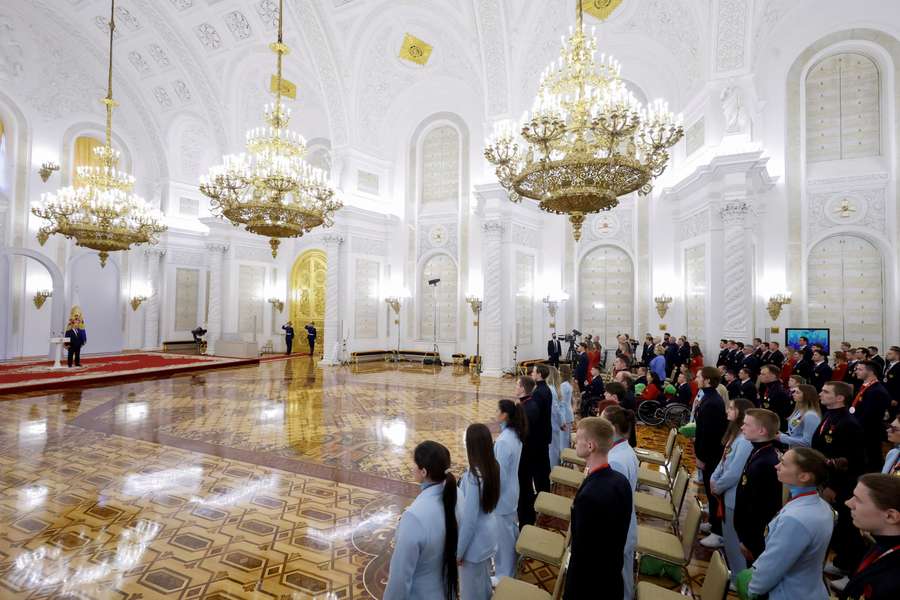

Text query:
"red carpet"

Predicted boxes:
[[0, 353, 258, 395]]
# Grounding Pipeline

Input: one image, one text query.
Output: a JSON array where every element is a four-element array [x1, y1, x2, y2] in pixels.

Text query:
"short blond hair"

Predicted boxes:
[[745, 408, 780, 438], [578, 417, 614, 453]]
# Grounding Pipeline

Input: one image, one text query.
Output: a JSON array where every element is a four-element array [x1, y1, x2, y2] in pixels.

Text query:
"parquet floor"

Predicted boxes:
[[0, 358, 709, 599]]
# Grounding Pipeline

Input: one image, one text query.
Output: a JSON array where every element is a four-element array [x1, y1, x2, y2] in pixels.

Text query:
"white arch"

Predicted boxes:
[[0, 247, 65, 358], [576, 243, 636, 349]]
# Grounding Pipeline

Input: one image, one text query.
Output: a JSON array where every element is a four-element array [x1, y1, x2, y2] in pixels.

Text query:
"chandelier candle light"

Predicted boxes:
[[484, 0, 684, 241], [200, 0, 341, 258], [31, 0, 166, 267]]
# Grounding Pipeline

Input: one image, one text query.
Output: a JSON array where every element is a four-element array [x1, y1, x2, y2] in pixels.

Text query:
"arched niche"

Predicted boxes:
[[418, 252, 458, 342], [0, 247, 65, 359]]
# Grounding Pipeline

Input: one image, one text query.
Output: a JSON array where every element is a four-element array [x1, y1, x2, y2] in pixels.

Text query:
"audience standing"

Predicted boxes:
[[493, 400, 524, 579], [602, 406, 639, 600], [779, 383, 822, 448], [695, 367, 729, 546]]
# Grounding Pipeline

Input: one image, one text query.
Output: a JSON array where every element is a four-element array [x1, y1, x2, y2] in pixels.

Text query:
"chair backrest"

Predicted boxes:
[[671, 467, 690, 513], [681, 499, 703, 561], [551, 549, 571, 600], [666, 444, 683, 479], [665, 427, 678, 458], [700, 550, 730, 600]]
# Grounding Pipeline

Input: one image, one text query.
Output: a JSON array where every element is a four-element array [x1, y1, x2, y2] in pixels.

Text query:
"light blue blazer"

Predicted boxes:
[[710, 434, 752, 509], [883, 447, 900, 473], [609, 439, 638, 537], [650, 355, 667, 382], [749, 493, 834, 600], [384, 482, 451, 600], [456, 469, 497, 563], [779, 410, 821, 448], [494, 427, 522, 517]]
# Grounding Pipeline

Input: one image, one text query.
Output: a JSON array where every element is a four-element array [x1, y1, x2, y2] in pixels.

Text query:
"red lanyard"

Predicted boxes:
[[588, 463, 610, 476], [852, 381, 874, 409], [817, 414, 833, 436], [855, 544, 900, 574]]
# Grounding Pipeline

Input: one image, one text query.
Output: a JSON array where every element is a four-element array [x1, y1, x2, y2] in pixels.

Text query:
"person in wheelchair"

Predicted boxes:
[[579, 364, 606, 417]]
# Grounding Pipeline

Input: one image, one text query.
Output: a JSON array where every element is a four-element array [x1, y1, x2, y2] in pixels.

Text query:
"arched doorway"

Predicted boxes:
[[807, 235, 884, 348], [289, 250, 326, 354], [579, 245, 634, 350]]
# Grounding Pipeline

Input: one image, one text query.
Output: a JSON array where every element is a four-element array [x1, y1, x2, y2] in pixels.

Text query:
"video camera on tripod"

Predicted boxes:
[[562, 329, 582, 344], [563, 329, 582, 365]]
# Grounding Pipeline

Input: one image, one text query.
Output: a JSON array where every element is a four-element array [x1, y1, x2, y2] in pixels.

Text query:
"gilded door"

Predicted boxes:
[[290, 250, 327, 353]]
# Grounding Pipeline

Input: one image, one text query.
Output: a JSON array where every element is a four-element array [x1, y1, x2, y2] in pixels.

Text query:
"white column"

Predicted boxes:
[[320, 234, 344, 365], [142, 248, 166, 350], [719, 200, 752, 341], [205, 242, 229, 354], [481, 220, 505, 376]]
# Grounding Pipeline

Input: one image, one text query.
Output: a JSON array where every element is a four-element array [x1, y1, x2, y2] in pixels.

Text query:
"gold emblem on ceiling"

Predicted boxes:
[[582, 0, 624, 21], [399, 33, 432, 65]]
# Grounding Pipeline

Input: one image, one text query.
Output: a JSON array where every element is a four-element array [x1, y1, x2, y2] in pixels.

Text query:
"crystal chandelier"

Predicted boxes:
[[199, 0, 341, 258], [484, 0, 684, 241], [31, 0, 166, 267]]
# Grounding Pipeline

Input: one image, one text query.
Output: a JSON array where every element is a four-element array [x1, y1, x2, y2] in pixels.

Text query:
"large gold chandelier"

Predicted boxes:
[[484, 0, 684, 241], [199, 0, 340, 258], [32, 0, 166, 267]]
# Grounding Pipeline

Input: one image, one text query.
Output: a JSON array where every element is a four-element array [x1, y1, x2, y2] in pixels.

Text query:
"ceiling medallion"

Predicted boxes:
[[200, 0, 341, 258], [484, 0, 683, 241], [31, 0, 166, 267]]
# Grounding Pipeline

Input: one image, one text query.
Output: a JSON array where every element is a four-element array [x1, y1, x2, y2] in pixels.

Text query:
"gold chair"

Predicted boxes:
[[634, 467, 690, 534], [560, 446, 585, 469], [636, 498, 703, 584], [635, 427, 677, 467], [535, 491, 573, 524], [549, 465, 585, 492], [492, 550, 569, 600], [515, 525, 570, 574], [636, 549, 729, 600], [637, 444, 682, 491]]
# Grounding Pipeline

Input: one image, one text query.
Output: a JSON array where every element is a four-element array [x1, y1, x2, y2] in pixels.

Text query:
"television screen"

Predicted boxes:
[[785, 328, 830, 354]]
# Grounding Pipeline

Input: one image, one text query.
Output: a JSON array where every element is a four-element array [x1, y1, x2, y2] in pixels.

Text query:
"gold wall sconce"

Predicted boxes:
[[766, 293, 792, 321], [466, 296, 483, 374], [33, 289, 52, 309], [38, 161, 60, 182], [267, 297, 284, 312], [130, 295, 147, 311], [654, 295, 673, 319]]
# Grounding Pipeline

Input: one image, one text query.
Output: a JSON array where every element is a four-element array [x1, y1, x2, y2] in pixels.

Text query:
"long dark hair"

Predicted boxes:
[[722, 398, 755, 445], [498, 399, 527, 441], [413, 441, 458, 599], [465, 424, 500, 513]]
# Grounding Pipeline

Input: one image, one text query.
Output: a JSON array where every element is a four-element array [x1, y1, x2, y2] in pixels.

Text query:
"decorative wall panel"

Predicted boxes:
[[806, 53, 880, 163], [684, 245, 706, 345], [238, 264, 264, 334], [685, 118, 705, 156], [579, 246, 633, 350], [807, 235, 883, 347], [515, 252, 535, 347], [420, 254, 458, 341], [421, 126, 459, 205], [173, 268, 199, 332], [354, 258, 380, 339]]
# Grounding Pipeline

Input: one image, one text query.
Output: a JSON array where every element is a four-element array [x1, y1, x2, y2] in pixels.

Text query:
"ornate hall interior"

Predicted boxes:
[[1, 0, 899, 599]]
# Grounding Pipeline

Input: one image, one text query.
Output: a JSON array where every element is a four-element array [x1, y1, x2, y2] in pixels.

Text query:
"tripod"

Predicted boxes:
[[565, 339, 578, 367], [428, 279, 440, 365]]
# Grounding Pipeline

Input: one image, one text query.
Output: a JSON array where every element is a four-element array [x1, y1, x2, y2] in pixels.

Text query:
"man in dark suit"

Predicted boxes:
[[565, 417, 632, 600], [665, 340, 681, 378], [716, 339, 730, 367], [814, 381, 866, 580], [868, 346, 885, 374], [810, 348, 833, 392], [884, 346, 900, 418], [797, 336, 813, 363], [767, 341, 785, 367], [738, 368, 758, 404], [730, 341, 745, 372], [741, 345, 761, 381], [64, 322, 87, 368], [304, 322, 317, 355], [752, 337, 766, 358], [515, 376, 541, 527], [282, 321, 295, 355], [793, 346, 814, 382], [530, 364, 554, 492], [695, 367, 729, 543], [677, 336, 691, 369], [547, 333, 562, 367], [852, 361, 893, 473], [641, 334, 656, 367], [758, 365, 792, 429], [574, 342, 589, 389], [724, 368, 741, 400]]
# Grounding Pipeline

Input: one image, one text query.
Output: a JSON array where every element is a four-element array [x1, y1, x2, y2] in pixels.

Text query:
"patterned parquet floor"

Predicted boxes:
[[0, 358, 704, 599]]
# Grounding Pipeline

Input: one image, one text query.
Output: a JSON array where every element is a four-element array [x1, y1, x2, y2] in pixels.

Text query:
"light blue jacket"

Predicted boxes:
[[494, 426, 522, 517], [883, 447, 900, 473], [779, 410, 821, 448], [456, 469, 497, 563], [749, 492, 834, 600], [650, 355, 666, 382], [609, 438, 638, 540], [384, 482, 451, 600], [551, 384, 575, 465], [710, 434, 752, 509]]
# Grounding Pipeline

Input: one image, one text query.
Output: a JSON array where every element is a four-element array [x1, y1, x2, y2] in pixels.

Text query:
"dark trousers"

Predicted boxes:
[[67, 345, 81, 367], [548, 355, 560, 367], [308, 337, 315, 354], [831, 494, 867, 572], [517, 447, 551, 528], [701, 461, 722, 535], [285, 337, 293, 354]]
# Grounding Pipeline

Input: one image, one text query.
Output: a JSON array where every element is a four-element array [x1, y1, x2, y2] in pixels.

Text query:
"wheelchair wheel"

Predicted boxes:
[[664, 404, 691, 428], [637, 399, 664, 426]]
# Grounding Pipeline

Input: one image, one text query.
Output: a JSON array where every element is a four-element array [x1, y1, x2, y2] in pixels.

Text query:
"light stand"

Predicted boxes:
[[385, 296, 401, 361], [466, 296, 482, 374], [428, 278, 441, 364]]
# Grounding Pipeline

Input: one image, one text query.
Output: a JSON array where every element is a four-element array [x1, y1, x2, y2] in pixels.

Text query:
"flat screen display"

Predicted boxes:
[[785, 328, 830, 354]]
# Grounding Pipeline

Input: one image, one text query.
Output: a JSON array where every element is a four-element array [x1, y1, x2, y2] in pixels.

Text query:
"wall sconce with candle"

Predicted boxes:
[[767, 292, 792, 321], [33, 289, 52, 309], [267, 297, 284, 312], [38, 161, 60, 182]]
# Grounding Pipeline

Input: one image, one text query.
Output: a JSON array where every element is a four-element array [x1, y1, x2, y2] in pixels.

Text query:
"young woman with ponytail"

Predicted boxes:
[[601, 404, 639, 600], [457, 423, 501, 600], [493, 399, 526, 580], [384, 440, 459, 600]]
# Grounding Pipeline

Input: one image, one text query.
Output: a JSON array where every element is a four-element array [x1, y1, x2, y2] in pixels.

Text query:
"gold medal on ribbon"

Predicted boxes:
[[741, 474, 748, 486], [825, 434, 833, 444]]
